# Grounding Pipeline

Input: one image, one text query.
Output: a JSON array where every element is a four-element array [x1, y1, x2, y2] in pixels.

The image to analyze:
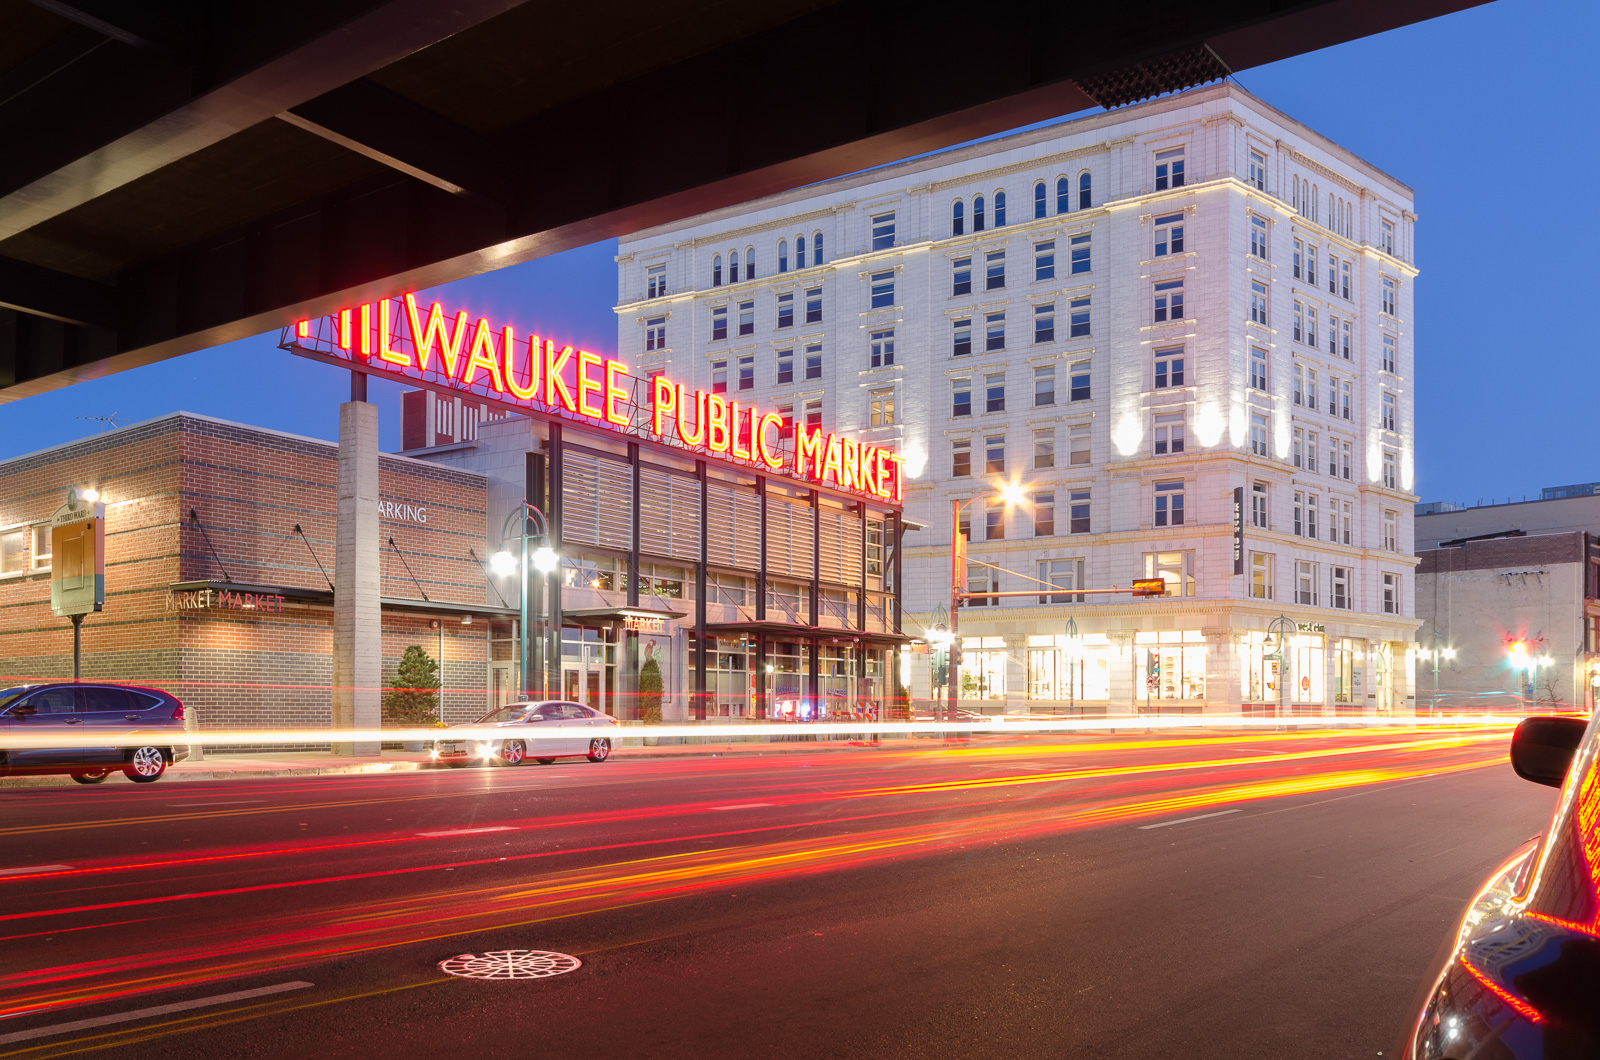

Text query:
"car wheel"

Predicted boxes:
[[123, 746, 168, 783], [586, 738, 611, 763], [501, 740, 526, 766], [71, 769, 111, 784], [535, 757, 556, 765]]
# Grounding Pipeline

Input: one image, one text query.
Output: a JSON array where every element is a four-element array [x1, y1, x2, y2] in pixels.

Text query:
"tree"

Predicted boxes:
[[383, 645, 441, 726], [1538, 672, 1565, 711], [638, 652, 663, 724]]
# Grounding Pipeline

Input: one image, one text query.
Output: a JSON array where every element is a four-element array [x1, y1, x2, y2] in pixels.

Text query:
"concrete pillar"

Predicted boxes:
[[334, 400, 381, 755], [1107, 631, 1136, 717], [1203, 629, 1240, 714]]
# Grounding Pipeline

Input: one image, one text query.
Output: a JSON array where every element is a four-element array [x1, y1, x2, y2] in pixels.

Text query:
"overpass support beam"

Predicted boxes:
[[333, 397, 381, 754]]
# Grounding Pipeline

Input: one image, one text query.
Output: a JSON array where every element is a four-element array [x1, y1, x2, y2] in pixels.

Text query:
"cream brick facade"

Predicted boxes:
[[615, 84, 1421, 716]]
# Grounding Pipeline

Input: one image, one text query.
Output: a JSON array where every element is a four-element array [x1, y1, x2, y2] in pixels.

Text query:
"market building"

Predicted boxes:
[[613, 82, 1422, 716]]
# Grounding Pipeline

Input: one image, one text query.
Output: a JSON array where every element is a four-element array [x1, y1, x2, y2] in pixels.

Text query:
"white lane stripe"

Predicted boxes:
[[1137, 809, 1241, 830], [709, 803, 775, 811], [0, 981, 314, 1045], [0, 865, 72, 878], [416, 826, 516, 837]]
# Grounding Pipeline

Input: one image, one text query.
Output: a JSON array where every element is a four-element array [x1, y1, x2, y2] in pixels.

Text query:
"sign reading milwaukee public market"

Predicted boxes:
[[287, 295, 904, 502]]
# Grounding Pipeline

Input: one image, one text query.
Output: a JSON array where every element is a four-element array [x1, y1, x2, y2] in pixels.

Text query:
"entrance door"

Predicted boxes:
[[489, 663, 514, 710], [586, 671, 601, 710]]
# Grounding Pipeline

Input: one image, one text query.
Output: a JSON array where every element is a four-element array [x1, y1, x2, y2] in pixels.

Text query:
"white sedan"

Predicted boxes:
[[431, 700, 618, 766]]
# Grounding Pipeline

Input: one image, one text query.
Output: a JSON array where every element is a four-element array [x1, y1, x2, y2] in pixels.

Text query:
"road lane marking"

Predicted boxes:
[[709, 803, 775, 811], [0, 981, 313, 1045], [416, 826, 516, 837], [1137, 809, 1241, 830], [0, 865, 72, 878]]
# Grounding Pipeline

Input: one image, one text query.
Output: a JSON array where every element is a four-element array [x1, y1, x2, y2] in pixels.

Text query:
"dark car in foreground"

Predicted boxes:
[[0, 682, 191, 784], [1403, 710, 1600, 1057], [431, 700, 618, 766]]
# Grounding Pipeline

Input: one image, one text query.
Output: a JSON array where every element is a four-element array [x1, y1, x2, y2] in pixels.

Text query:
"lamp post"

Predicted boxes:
[[1427, 628, 1455, 710], [927, 603, 951, 710], [947, 483, 1027, 726], [1065, 615, 1080, 717], [1263, 614, 1295, 721], [491, 502, 559, 699]]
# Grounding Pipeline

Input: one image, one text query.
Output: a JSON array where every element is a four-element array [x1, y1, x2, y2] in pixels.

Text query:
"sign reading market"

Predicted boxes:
[[289, 296, 904, 503]]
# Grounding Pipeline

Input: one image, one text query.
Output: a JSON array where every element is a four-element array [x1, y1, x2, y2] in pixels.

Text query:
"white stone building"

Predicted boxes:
[[614, 83, 1420, 717]]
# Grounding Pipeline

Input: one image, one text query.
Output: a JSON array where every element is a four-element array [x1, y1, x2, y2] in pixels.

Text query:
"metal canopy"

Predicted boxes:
[[0, 0, 1487, 402]]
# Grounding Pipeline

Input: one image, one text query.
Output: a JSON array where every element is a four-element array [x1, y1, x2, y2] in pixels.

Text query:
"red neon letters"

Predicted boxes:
[[295, 296, 902, 502]]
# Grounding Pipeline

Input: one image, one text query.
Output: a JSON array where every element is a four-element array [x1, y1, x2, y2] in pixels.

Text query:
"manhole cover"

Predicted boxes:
[[439, 950, 582, 980]]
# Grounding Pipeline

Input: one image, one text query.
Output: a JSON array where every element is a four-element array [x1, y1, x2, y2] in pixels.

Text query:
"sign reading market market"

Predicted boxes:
[[287, 295, 904, 503]]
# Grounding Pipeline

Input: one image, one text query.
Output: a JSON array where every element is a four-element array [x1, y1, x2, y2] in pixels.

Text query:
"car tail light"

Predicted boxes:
[[170, 700, 186, 721]]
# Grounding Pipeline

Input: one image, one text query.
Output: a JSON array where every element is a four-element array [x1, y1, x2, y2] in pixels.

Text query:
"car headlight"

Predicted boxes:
[[476, 743, 494, 758]]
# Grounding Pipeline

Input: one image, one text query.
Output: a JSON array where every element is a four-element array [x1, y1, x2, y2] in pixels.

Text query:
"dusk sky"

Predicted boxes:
[[2, 0, 1587, 507]]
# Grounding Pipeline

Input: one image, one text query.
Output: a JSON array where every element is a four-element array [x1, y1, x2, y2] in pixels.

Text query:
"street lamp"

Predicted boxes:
[[947, 482, 1029, 726], [1064, 616, 1081, 717], [491, 502, 559, 698], [1425, 628, 1455, 709], [1263, 614, 1295, 721]]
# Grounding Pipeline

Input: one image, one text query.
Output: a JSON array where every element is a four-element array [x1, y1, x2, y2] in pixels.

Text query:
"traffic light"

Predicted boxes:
[[1131, 578, 1167, 597], [1508, 640, 1528, 669]]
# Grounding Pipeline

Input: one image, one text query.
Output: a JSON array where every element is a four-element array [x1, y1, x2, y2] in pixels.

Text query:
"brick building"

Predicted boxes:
[[0, 413, 507, 740]]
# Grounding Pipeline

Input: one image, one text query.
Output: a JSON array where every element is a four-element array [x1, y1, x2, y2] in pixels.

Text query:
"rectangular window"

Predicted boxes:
[[871, 211, 896, 251], [1154, 347, 1185, 389], [1249, 346, 1268, 390], [1306, 305, 1318, 348], [738, 354, 754, 391], [1034, 241, 1055, 281], [1381, 219, 1396, 256], [952, 318, 972, 357], [1381, 391, 1396, 432], [1382, 449, 1397, 490], [985, 434, 1006, 474], [1154, 480, 1185, 527], [869, 328, 895, 368], [1295, 560, 1318, 606], [1307, 246, 1317, 287], [1144, 550, 1194, 597], [1154, 213, 1184, 256], [805, 287, 823, 324], [1069, 297, 1091, 338], [1306, 367, 1318, 411], [1249, 150, 1266, 191], [804, 344, 823, 380], [1382, 334, 1397, 373], [870, 271, 895, 309], [1154, 147, 1185, 190], [1341, 439, 1353, 481], [1250, 215, 1268, 258], [951, 439, 971, 477], [1328, 436, 1339, 477], [1034, 303, 1055, 344], [952, 378, 972, 417], [1341, 260, 1352, 300], [1039, 559, 1084, 604], [1251, 482, 1268, 529], [1153, 280, 1184, 322], [711, 359, 727, 394], [1250, 552, 1273, 600], [1292, 427, 1304, 469], [1381, 276, 1397, 316], [1307, 494, 1319, 539], [776, 348, 793, 384], [985, 372, 1006, 413], [1153, 413, 1186, 456], [870, 387, 895, 426], [1033, 427, 1055, 469], [1328, 253, 1338, 296], [1293, 239, 1304, 280], [1327, 374, 1339, 416], [1341, 380, 1352, 421], [952, 257, 972, 296], [738, 300, 754, 336], [1341, 318, 1352, 360], [1033, 364, 1055, 407], [1069, 233, 1091, 274], [985, 250, 1006, 291], [0, 528, 25, 575], [1341, 499, 1353, 545], [711, 305, 727, 341], [1067, 361, 1090, 403], [776, 292, 794, 329], [804, 399, 822, 430], [1070, 490, 1091, 534], [985, 312, 1006, 351], [1033, 491, 1055, 537], [1327, 313, 1340, 356], [1251, 281, 1269, 325], [1250, 412, 1269, 456], [645, 316, 667, 351], [1293, 490, 1305, 536], [1331, 566, 1351, 610], [777, 402, 794, 433], [646, 264, 667, 299], [1293, 364, 1304, 405], [1383, 509, 1398, 551], [1382, 572, 1399, 614], [967, 566, 994, 607], [1069, 424, 1090, 466]]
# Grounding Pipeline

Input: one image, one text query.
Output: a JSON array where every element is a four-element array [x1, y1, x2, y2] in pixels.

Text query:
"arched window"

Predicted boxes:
[[712, 253, 722, 287], [951, 200, 965, 236], [728, 249, 739, 282], [1078, 171, 1091, 210], [778, 239, 789, 273], [796, 235, 806, 269], [745, 246, 755, 281], [1056, 176, 1069, 214], [1033, 182, 1046, 219], [1290, 176, 1298, 212], [994, 190, 1006, 227], [1311, 185, 1318, 224], [973, 194, 986, 232], [813, 230, 825, 264]]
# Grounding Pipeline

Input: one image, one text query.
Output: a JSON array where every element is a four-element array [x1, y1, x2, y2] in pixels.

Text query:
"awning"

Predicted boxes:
[[703, 620, 914, 645], [166, 580, 518, 619]]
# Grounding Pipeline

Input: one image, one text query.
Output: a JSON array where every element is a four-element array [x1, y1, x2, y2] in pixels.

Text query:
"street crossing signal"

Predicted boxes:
[[1131, 578, 1167, 597]]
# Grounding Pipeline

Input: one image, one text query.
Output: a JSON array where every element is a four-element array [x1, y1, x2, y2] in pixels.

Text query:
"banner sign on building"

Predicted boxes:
[[286, 295, 904, 504], [1231, 486, 1244, 576], [49, 494, 104, 617], [165, 587, 289, 613]]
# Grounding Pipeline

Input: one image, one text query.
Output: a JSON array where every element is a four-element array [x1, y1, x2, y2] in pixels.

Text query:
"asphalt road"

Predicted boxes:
[[0, 727, 1557, 1058]]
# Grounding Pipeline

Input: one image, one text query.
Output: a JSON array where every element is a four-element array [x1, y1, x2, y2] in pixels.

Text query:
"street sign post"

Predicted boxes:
[[49, 489, 105, 679]]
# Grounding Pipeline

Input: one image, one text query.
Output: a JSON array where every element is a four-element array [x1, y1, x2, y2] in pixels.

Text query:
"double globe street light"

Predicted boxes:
[[945, 481, 1028, 726], [491, 502, 560, 698]]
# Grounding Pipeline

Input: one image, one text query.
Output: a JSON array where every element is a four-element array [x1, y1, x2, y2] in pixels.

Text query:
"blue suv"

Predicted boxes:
[[0, 683, 191, 784]]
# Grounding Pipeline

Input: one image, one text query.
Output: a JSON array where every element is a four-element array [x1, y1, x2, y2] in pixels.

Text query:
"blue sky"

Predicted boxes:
[[2, 0, 1589, 505]]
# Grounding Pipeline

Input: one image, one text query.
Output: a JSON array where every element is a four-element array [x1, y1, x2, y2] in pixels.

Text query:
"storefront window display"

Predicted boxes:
[[767, 640, 810, 719], [960, 636, 1008, 700], [1288, 634, 1324, 708], [709, 638, 751, 717], [1026, 633, 1112, 703], [1332, 638, 1357, 709], [561, 626, 616, 712], [1136, 631, 1205, 703], [1242, 632, 1277, 704]]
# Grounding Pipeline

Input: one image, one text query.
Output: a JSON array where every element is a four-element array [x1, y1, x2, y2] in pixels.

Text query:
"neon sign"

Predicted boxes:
[[289, 295, 902, 503]]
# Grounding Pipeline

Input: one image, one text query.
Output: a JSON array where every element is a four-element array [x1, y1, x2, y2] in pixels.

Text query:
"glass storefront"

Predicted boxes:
[[1026, 633, 1112, 704], [1289, 634, 1324, 708], [1332, 638, 1358, 712], [1136, 631, 1206, 703], [960, 636, 1008, 700], [561, 625, 616, 712]]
